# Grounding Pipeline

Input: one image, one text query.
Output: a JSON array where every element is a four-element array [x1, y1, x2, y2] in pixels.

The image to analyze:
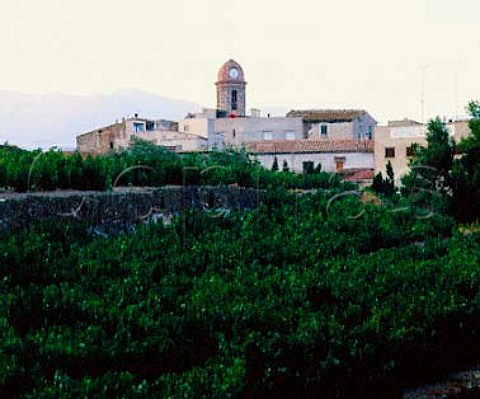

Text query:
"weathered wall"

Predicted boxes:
[[307, 121, 354, 140], [133, 131, 208, 152], [0, 186, 264, 233], [216, 117, 304, 147], [76, 122, 126, 154]]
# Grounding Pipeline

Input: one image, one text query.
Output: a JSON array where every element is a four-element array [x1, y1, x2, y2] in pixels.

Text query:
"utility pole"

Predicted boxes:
[[454, 63, 459, 118], [421, 64, 430, 123]]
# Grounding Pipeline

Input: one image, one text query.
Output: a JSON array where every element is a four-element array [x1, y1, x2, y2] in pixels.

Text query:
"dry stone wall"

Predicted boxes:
[[0, 186, 264, 233]]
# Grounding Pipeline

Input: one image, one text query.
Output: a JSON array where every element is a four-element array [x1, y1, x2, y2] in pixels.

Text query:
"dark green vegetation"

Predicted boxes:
[[372, 160, 396, 198], [0, 140, 342, 192], [2, 103, 480, 398], [2, 184, 480, 398], [402, 102, 480, 223]]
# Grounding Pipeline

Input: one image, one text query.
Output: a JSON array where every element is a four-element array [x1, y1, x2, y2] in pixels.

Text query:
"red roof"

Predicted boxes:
[[344, 169, 375, 181], [246, 139, 374, 154]]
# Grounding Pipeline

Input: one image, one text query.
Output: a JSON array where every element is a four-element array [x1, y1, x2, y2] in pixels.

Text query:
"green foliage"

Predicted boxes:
[[371, 161, 395, 197], [400, 117, 456, 220], [271, 156, 279, 172], [0, 142, 353, 192], [303, 161, 315, 174], [0, 185, 472, 398], [467, 100, 480, 118], [402, 117, 455, 195], [450, 100, 480, 222]]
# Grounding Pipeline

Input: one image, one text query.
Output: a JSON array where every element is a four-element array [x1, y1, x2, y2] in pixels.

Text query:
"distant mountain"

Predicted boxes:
[[0, 89, 203, 150]]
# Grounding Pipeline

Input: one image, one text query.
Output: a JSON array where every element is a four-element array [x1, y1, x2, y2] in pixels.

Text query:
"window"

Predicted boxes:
[[367, 126, 373, 140], [385, 147, 396, 158], [303, 161, 314, 174], [184, 125, 190, 132], [285, 131, 296, 140], [320, 125, 328, 135], [133, 122, 145, 132], [263, 131, 273, 140], [406, 146, 414, 157], [231, 90, 238, 110], [232, 129, 236, 138]]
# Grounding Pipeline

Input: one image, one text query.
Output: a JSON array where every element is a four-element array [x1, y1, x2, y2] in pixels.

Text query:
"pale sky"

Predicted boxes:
[[1, 0, 480, 124]]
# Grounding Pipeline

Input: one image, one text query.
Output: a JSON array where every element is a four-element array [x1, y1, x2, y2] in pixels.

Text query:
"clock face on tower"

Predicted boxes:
[[217, 60, 246, 116], [229, 67, 239, 79]]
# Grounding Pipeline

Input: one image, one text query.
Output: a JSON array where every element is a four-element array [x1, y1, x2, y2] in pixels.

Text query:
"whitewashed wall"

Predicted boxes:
[[252, 152, 374, 173]]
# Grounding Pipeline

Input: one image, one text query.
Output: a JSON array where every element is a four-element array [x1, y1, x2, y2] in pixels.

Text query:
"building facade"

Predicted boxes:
[[374, 118, 471, 183], [247, 139, 374, 174], [76, 116, 207, 154], [76, 59, 376, 181], [286, 109, 377, 141]]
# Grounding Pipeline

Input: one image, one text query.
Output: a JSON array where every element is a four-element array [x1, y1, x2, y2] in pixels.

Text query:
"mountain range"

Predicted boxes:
[[0, 89, 203, 150]]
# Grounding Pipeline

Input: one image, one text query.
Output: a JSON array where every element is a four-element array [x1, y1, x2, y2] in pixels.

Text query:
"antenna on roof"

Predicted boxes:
[[420, 64, 430, 123]]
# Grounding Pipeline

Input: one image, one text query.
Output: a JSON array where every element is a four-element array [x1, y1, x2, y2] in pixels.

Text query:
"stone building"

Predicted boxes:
[[180, 60, 376, 154], [76, 58, 377, 181], [76, 116, 207, 154], [374, 118, 471, 183], [286, 109, 377, 141]]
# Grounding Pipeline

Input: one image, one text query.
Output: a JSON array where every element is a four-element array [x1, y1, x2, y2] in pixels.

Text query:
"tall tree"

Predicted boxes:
[[402, 117, 455, 195], [385, 160, 396, 197], [271, 156, 279, 172], [371, 161, 395, 197], [451, 101, 480, 222]]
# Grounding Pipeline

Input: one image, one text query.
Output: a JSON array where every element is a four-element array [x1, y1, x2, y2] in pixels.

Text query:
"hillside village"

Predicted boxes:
[[76, 59, 472, 185]]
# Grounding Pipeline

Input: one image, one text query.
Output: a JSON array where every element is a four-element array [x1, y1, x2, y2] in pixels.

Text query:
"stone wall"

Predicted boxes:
[[0, 186, 264, 233], [76, 122, 125, 154]]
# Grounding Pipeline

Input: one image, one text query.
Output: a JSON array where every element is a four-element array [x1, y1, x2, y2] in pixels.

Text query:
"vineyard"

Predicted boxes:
[[1, 108, 480, 398], [1, 183, 480, 398], [0, 140, 343, 192]]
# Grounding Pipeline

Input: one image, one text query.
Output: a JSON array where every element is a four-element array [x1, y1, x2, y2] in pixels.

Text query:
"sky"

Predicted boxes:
[[1, 0, 480, 124]]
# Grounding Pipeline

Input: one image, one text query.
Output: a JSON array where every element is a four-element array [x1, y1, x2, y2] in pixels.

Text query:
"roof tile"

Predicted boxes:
[[286, 109, 366, 122], [246, 139, 374, 154]]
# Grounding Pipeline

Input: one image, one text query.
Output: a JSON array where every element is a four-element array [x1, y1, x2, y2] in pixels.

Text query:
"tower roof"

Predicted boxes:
[[216, 59, 246, 83]]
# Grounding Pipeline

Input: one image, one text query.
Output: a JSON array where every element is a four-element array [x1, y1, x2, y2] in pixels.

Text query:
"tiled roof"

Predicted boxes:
[[246, 139, 374, 154], [286, 109, 366, 123], [344, 169, 375, 181]]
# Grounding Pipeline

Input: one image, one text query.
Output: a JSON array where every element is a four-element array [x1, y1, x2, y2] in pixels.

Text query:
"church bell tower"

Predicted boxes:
[[216, 59, 247, 117]]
